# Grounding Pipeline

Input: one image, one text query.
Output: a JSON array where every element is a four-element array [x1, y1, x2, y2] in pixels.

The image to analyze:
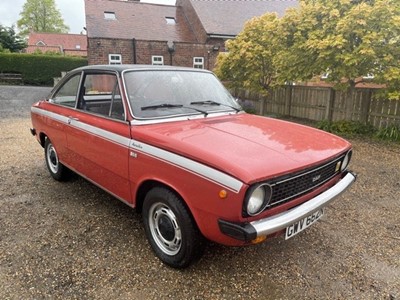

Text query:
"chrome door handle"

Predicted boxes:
[[67, 117, 79, 124]]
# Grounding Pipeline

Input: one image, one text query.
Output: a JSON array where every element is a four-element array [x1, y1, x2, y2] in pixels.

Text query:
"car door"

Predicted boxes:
[[65, 71, 132, 202], [44, 72, 83, 168]]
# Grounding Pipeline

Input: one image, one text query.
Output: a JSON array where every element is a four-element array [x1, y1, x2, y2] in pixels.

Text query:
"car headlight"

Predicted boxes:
[[245, 184, 272, 216], [341, 150, 352, 171]]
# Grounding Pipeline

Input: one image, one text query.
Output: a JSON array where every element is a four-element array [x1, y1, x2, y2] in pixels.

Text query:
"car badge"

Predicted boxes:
[[312, 174, 321, 183]]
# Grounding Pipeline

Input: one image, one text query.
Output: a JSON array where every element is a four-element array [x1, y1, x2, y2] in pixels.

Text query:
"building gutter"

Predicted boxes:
[[208, 34, 236, 39]]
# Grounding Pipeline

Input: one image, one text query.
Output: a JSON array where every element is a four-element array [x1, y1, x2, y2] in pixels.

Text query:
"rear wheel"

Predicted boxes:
[[44, 138, 68, 181], [142, 187, 205, 268]]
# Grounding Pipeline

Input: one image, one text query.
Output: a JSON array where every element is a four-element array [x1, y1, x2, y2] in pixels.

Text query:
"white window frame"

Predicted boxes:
[[193, 57, 204, 69], [104, 11, 116, 20], [363, 73, 375, 79], [109, 54, 122, 65], [152, 56, 164, 66], [165, 17, 176, 25]]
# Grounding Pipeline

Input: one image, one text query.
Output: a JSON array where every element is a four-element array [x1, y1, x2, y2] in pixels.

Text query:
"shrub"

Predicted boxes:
[[0, 53, 87, 86], [317, 120, 400, 143], [316, 120, 376, 136], [376, 125, 400, 142]]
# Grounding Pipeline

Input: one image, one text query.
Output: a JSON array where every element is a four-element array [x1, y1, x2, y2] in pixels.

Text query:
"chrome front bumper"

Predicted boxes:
[[219, 171, 357, 242]]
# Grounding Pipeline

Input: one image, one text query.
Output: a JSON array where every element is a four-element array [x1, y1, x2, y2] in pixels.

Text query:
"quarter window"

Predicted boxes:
[[152, 56, 164, 66], [51, 74, 81, 107], [109, 54, 122, 65], [193, 57, 204, 69]]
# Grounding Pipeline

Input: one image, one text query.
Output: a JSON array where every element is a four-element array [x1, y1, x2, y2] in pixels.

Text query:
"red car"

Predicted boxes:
[[30, 65, 356, 268]]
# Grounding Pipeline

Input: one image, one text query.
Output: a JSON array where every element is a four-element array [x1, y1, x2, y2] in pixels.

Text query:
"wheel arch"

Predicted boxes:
[[135, 180, 198, 227], [39, 132, 47, 148]]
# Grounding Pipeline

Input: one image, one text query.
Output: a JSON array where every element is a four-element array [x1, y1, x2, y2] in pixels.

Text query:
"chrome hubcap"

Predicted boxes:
[[47, 144, 59, 174], [148, 202, 181, 255]]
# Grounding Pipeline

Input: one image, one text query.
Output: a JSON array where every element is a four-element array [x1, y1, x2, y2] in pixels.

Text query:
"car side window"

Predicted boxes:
[[78, 73, 125, 120], [51, 74, 81, 107]]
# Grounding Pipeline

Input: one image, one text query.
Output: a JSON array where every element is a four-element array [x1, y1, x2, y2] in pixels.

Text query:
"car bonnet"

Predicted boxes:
[[131, 114, 351, 185]]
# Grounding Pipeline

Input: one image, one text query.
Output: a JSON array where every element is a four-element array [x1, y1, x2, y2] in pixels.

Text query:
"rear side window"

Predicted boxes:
[[51, 74, 81, 107], [78, 73, 125, 120]]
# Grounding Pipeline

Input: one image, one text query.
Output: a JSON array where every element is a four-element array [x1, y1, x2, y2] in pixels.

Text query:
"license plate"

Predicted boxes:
[[285, 209, 324, 240]]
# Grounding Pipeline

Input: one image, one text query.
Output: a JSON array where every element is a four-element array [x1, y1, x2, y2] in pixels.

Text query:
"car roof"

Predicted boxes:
[[73, 64, 212, 74]]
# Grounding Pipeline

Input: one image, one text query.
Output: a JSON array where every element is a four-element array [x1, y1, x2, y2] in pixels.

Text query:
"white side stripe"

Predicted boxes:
[[32, 106, 244, 193], [31, 107, 131, 147], [130, 140, 243, 193], [31, 106, 69, 124], [71, 120, 131, 147]]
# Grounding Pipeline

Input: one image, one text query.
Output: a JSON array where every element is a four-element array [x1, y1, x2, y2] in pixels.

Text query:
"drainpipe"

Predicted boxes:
[[132, 38, 137, 64], [167, 41, 175, 66]]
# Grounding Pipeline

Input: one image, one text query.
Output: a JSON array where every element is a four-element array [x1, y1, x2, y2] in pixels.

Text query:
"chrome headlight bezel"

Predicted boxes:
[[341, 150, 352, 171], [244, 183, 273, 217]]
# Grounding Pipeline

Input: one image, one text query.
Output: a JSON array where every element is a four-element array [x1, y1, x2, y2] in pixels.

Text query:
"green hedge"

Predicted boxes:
[[0, 53, 87, 86]]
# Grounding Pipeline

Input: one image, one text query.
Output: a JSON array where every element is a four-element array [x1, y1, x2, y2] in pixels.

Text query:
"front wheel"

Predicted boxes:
[[142, 187, 205, 268], [44, 138, 68, 181]]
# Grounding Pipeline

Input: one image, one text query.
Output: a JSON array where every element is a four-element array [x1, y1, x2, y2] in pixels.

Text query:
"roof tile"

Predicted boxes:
[[27, 32, 87, 51], [85, 0, 198, 42], [188, 0, 299, 36]]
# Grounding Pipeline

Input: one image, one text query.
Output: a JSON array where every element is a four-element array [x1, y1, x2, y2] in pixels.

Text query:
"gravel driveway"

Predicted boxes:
[[0, 86, 399, 299]]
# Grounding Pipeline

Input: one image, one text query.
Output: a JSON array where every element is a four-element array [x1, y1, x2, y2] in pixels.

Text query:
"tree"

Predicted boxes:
[[215, 0, 400, 105], [0, 25, 27, 52], [17, 0, 69, 36], [280, 0, 400, 97], [214, 13, 286, 113]]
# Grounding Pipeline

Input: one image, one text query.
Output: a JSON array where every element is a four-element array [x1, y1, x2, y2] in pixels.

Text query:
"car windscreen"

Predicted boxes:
[[123, 70, 242, 119]]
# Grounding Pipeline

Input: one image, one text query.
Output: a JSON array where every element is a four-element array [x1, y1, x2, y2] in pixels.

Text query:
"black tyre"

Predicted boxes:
[[44, 138, 68, 181], [142, 187, 205, 268]]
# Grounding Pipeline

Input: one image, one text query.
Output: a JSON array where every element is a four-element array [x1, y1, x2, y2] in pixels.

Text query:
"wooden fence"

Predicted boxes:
[[231, 86, 400, 129]]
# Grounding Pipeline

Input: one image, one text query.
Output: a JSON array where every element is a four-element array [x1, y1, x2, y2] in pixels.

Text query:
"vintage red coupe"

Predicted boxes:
[[30, 65, 356, 268]]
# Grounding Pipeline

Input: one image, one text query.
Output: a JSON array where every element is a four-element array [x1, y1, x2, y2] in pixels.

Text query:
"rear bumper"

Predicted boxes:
[[218, 171, 356, 242]]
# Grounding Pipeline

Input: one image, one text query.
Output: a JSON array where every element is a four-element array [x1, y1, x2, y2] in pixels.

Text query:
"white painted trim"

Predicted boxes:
[[130, 140, 243, 193]]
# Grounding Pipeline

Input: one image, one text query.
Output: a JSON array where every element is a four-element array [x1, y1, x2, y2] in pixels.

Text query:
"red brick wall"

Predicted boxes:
[[134, 40, 170, 65], [176, 0, 208, 43], [88, 38, 134, 65], [88, 38, 223, 71], [172, 42, 220, 70]]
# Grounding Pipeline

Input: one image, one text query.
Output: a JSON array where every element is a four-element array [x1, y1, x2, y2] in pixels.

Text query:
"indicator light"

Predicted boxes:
[[251, 236, 267, 244], [219, 189, 228, 199]]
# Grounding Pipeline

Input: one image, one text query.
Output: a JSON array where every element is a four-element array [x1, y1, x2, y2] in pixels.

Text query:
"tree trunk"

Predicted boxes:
[[345, 81, 356, 120]]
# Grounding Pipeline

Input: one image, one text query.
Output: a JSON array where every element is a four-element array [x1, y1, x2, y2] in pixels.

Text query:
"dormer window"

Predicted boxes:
[[165, 17, 176, 25], [75, 45, 81, 49], [36, 41, 46, 46], [104, 11, 116, 20]]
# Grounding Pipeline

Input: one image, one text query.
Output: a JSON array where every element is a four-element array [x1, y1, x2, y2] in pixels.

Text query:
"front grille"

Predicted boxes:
[[266, 155, 344, 209]]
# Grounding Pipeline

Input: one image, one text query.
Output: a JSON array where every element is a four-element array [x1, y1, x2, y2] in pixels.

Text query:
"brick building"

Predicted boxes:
[[85, 0, 297, 69], [26, 32, 87, 57]]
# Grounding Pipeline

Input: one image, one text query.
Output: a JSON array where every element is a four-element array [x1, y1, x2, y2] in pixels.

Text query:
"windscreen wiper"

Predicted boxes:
[[141, 103, 209, 116], [190, 100, 241, 113], [141, 103, 183, 110]]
